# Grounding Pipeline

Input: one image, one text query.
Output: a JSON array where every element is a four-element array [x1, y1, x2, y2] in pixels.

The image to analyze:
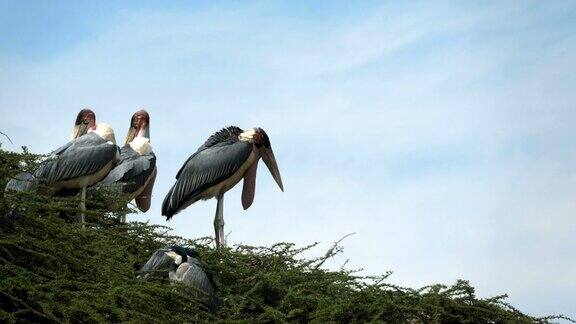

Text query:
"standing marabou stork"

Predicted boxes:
[[4, 109, 97, 217], [162, 126, 283, 248], [34, 123, 120, 225], [98, 110, 157, 221]]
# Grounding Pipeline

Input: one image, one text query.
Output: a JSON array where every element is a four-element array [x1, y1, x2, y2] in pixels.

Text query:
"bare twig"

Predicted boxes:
[[0, 131, 13, 144], [313, 232, 356, 270]]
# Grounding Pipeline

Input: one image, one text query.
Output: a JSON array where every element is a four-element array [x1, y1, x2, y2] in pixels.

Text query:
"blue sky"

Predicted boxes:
[[1, 0, 576, 319]]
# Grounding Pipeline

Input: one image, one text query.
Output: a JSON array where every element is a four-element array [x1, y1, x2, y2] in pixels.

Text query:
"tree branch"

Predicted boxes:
[[0, 131, 13, 144]]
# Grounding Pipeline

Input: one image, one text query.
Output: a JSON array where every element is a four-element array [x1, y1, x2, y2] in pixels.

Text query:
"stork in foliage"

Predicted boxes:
[[98, 110, 157, 221], [35, 123, 120, 225], [139, 245, 217, 310], [4, 109, 97, 217], [162, 126, 284, 248]]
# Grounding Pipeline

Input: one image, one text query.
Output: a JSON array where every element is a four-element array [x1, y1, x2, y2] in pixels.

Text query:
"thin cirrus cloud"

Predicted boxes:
[[1, 0, 575, 319]]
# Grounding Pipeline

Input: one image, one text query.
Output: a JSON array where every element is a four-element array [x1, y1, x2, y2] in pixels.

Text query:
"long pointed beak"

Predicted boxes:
[[138, 123, 150, 139], [71, 123, 89, 140], [260, 147, 284, 192], [124, 127, 137, 145], [125, 122, 150, 145]]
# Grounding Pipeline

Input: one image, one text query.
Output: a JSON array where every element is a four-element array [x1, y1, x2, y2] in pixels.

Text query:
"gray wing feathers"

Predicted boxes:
[[49, 141, 74, 157], [98, 147, 137, 184], [178, 259, 217, 310], [175, 126, 244, 179], [99, 146, 155, 195], [162, 141, 252, 217], [5, 172, 37, 193], [181, 259, 216, 295], [139, 250, 174, 278], [35, 133, 117, 184], [4, 172, 38, 219]]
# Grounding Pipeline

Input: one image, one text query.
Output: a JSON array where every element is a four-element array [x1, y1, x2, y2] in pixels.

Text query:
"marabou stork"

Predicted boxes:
[[34, 123, 120, 225], [98, 110, 157, 221], [139, 245, 217, 310], [4, 109, 97, 217], [162, 126, 283, 248]]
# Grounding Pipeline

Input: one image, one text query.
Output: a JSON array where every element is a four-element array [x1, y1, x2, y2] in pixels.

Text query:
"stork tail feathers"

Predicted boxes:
[[161, 185, 177, 219]]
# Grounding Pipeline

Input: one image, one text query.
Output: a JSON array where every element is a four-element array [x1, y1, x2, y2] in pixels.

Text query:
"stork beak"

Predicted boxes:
[[125, 120, 150, 145], [124, 127, 136, 145], [138, 123, 150, 139], [260, 147, 284, 191], [71, 123, 89, 140]]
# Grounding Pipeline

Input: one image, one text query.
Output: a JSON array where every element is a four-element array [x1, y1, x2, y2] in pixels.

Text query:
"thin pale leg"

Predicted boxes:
[[79, 186, 86, 228], [214, 193, 225, 249]]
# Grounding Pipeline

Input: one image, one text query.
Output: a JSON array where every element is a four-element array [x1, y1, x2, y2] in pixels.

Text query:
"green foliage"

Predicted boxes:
[[0, 148, 573, 323]]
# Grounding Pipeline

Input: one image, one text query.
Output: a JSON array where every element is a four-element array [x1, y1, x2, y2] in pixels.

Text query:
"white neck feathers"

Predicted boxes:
[[90, 123, 117, 144], [239, 128, 256, 142], [129, 137, 152, 155]]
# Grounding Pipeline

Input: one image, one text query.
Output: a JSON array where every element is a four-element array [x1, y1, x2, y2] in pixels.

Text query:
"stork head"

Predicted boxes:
[[165, 250, 183, 266], [71, 109, 96, 140], [240, 127, 284, 192], [164, 246, 200, 271], [125, 109, 150, 145], [169, 245, 199, 261]]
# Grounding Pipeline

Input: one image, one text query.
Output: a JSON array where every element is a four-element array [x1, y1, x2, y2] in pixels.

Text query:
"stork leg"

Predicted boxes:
[[79, 186, 86, 228], [214, 193, 225, 249]]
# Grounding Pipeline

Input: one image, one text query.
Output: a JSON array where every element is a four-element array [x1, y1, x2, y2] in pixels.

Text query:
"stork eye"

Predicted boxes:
[[83, 120, 89, 125]]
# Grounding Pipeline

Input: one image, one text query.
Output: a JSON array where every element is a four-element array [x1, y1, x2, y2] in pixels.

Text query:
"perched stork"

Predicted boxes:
[[4, 109, 97, 217], [139, 245, 217, 310], [98, 110, 157, 221], [162, 126, 284, 248], [53, 108, 99, 197], [34, 123, 120, 225]]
